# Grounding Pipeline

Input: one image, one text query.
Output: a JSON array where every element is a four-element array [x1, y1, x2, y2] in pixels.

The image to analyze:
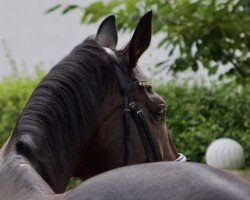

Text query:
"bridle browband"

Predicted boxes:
[[103, 47, 187, 166]]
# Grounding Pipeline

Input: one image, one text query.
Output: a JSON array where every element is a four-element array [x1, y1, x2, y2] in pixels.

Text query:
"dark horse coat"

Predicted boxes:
[[0, 11, 249, 200], [65, 162, 250, 200]]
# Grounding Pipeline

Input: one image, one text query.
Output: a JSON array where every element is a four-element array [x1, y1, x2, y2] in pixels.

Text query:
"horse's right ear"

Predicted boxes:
[[96, 15, 118, 49], [123, 11, 152, 69]]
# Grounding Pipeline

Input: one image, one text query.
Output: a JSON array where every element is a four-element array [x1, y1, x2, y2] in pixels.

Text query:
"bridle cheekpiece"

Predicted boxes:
[[103, 47, 187, 165]]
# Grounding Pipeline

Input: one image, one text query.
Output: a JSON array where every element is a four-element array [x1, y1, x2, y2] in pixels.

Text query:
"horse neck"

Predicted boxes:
[[0, 149, 55, 200], [1, 40, 106, 193], [7, 64, 103, 192], [9, 124, 79, 192]]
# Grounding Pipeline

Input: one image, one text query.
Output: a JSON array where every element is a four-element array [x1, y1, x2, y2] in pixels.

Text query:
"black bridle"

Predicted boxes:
[[104, 48, 162, 166]]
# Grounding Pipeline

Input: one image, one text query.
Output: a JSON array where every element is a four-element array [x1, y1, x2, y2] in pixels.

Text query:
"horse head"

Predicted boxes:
[[81, 11, 180, 177]]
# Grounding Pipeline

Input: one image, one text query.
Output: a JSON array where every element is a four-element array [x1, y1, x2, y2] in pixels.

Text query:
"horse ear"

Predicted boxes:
[[126, 11, 152, 68], [96, 15, 118, 49]]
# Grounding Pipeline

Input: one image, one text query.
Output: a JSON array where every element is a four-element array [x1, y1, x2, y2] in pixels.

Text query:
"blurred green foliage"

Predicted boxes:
[[0, 74, 43, 146], [157, 81, 250, 166], [0, 75, 249, 166], [48, 0, 250, 83], [67, 177, 83, 191]]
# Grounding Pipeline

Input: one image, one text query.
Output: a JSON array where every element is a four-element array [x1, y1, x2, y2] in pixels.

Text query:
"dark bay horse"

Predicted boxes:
[[1, 11, 249, 200], [0, 11, 181, 199]]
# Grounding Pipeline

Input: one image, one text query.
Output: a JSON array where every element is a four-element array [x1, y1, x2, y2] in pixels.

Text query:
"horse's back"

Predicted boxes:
[[65, 162, 250, 200]]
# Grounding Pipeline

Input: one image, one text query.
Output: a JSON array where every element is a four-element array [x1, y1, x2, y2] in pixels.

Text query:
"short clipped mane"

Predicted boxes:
[[9, 38, 114, 189]]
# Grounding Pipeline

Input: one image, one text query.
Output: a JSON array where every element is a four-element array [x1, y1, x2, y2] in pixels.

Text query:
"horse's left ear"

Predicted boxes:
[[96, 15, 118, 49], [126, 11, 152, 68]]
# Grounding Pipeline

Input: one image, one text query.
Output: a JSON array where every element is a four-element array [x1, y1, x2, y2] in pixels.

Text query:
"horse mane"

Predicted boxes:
[[8, 38, 114, 187]]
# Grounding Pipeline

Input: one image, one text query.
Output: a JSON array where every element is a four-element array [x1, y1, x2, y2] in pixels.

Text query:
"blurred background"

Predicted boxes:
[[0, 0, 249, 185]]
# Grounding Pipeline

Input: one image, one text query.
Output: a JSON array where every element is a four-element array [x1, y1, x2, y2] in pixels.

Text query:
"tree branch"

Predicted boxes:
[[229, 58, 246, 78]]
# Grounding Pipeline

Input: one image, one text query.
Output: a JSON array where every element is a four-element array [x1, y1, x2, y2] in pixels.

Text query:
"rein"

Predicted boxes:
[[103, 48, 186, 165]]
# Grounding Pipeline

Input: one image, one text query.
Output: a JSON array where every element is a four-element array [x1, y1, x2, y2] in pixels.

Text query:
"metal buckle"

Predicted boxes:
[[124, 108, 130, 113], [137, 110, 143, 116], [129, 102, 136, 108], [138, 81, 151, 87]]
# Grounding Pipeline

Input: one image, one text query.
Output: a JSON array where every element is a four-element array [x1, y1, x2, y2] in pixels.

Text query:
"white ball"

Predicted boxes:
[[205, 138, 245, 169]]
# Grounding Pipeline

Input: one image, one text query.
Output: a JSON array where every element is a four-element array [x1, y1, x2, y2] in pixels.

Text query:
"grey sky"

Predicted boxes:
[[0, 0, 98, 76], [0, 0, 160, 76], [0, 0, 218, 84]]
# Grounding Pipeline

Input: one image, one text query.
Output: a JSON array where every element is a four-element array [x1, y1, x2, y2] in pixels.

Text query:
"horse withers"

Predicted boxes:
[[0, 11, 181, 199]]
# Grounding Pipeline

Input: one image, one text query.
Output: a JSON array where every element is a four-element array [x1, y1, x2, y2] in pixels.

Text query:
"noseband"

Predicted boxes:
[[104, 48, 186, 166]]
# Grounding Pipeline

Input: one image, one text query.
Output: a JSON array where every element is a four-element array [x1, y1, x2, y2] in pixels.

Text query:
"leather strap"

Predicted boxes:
[[103, 47, 161, 165], [129, 103, 161, 162]]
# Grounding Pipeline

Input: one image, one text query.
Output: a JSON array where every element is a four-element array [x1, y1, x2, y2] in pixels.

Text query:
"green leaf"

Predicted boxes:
[[81, 13, 89, 24], [192, 61, 198, 72], [208, 66, 218, 75], [62, 5, 79, 14], [168, 47, 175, 57], [157, 37, 168, 48], [46, 4, 61, 13], [87, 2, 105, 12], [155, 60, 167, 68]]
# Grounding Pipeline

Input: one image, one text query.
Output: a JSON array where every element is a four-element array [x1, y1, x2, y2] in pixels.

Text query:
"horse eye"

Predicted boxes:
[[153, 105, 166, 121]]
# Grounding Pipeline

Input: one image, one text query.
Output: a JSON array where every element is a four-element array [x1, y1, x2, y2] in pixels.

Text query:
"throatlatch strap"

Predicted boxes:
[[130, 103, 161, 162], [137, 112, 161, 161]]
